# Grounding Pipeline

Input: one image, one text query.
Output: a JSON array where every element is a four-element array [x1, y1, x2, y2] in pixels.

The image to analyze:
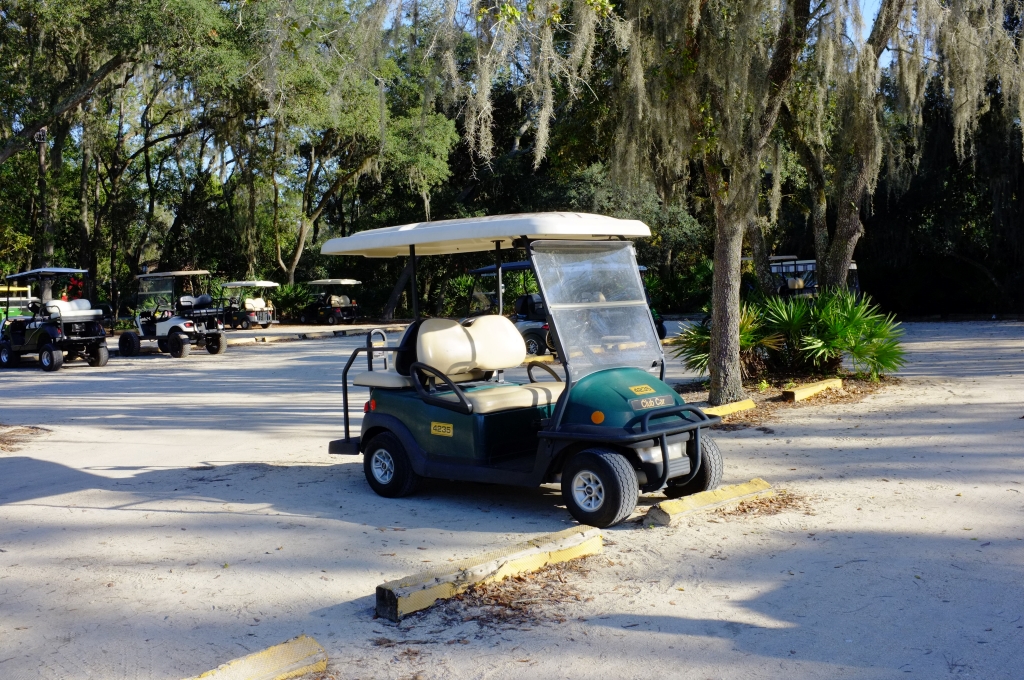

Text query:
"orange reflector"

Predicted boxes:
[[591, 411, 605, 424]]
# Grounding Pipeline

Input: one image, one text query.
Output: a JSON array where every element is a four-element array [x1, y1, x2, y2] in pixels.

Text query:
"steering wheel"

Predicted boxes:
[[527, 361, 563, 383]]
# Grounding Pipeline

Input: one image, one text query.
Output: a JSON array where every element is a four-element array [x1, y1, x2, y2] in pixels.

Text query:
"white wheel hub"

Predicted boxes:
[[572, 470, 605, 511], [371, 449, 395, 484]]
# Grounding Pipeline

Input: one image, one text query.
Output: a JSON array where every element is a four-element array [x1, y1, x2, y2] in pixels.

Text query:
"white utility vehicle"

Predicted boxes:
[[118, 270, 226, 358], [222, 280, 279, 329]]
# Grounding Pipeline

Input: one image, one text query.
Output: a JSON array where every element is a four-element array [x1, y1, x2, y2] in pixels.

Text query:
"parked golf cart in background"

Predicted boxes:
[[322, 212, 724, 528], [468, 260, 669, 355], [298, 279, 360, 325], [1, 268, 110, 371], [766, 256, 861, 298], [118, 270, 226, 358], [222, 280, 279, 329], [1, 284, 36, 323]]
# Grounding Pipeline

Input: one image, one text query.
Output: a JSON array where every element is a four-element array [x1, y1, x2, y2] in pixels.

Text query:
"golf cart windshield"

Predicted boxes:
[[137, 278, 174, 311], [531, 240, 661, 379]]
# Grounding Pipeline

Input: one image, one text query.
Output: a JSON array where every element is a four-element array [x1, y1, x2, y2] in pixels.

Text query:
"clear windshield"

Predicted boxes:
[[137, 278, 174, 311], [530, 240, 662, 378]]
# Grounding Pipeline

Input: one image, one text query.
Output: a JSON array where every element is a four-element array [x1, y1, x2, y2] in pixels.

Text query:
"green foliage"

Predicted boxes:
[[271, 283, 311, 319], [673, 290, 905, 380]]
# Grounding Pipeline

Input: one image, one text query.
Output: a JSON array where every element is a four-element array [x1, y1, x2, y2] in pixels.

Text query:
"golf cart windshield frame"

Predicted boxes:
[[529, 240, 664, 380]]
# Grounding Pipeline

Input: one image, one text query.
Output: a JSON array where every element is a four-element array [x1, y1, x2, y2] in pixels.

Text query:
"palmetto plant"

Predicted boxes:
[[673, 289, 905, 380], [271, 284, 311, 320]]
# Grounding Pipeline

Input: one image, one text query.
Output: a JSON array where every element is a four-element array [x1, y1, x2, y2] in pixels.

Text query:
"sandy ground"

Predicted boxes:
[[1, 321, 1022, 679]]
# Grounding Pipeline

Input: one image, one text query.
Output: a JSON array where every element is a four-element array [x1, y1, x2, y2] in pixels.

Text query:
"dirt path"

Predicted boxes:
[[1, 322, 1022, 679]]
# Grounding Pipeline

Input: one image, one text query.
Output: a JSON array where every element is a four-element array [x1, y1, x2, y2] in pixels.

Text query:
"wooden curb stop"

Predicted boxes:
[[183, 634, 327, 680], [375, 525, 603, 622], [783, 378, 842, 402], [645, 478, 773, 526]]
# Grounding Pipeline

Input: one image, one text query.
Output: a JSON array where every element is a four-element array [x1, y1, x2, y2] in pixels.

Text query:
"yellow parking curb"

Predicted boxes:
[[184, 634, 327, 680], [783, 378, 842, 402], [376, 525, 602, 622], [703, 399, 756, 417], [645, 478, 773, 526]]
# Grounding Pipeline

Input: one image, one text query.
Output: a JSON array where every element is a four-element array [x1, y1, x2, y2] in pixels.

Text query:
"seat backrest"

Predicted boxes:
[[394, 319, 425, 376], [417, 316, 525, 376], [244, 297, 266, 311], [45, 300, 72, 317], [69, 299, 92, 311]]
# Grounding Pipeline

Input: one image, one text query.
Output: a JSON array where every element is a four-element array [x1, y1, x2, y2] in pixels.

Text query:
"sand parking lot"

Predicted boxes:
[[1, 322, 1022, 679]]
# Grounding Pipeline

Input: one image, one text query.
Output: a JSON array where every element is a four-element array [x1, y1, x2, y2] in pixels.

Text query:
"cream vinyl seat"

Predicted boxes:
[[417, 316, 562, 414]]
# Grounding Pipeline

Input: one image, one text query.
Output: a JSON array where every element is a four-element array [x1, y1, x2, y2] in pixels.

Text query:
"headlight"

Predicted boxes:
[[636, 441, 685, 464]]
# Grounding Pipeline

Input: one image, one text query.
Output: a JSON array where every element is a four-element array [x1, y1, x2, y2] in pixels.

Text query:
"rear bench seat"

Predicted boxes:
[[45, 299, 102, 320], [353, 316, 563, 414]]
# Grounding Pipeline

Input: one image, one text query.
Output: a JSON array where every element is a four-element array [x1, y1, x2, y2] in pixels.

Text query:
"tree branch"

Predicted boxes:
[[0, 53, 128, 166]]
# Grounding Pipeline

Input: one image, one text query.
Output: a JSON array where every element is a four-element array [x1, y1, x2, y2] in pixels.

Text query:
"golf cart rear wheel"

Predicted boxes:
[[87, 344, 109, 367], [206, 334, 227, 355], [0, 341, 17, 368], [261, 323, 271, 329], [561, 448, 639, 528], [168, 332, 191, 358], [363, 432, 419, 498], [240, 318, 251, 330], [663, 436, 724, 499], [156, 339, 169, 353], [327, 315, 337, 326], [39, 343, 63, 372], [524, 333, 547, 356], [299, 313, 308, 324], [118, 331, 141, 357]]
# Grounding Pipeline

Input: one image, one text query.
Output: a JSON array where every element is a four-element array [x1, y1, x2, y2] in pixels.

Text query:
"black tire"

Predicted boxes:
[[523, 333, 547, 356], [363, 432, 419, 498], [299, 313, 308, 324], [240, 318, 251, 330], [87, 344, 109, 367], [168, 332, 191, 358], [261, 323, 271, 329], [205, 333, 227, 355], [656, 320, 668, 340], [663, 435, 724, 499], [561, 448, 639, 528], [39, 343, 63, 372], [156, 338, 169, 353], [0, 341, 18, 368], [326, 315, 337, 326], [118, 331, 141, 357]]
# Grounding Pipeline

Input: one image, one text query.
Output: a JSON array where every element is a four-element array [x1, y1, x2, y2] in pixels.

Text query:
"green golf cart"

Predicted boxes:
[[222, 280, 279, 329], [323, 213, 723, 528]]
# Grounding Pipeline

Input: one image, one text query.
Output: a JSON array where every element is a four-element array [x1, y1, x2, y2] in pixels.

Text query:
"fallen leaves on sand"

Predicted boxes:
[[0, 424, 47, 452], [715, 490, 810, 518], [439, 558, 592, 629]]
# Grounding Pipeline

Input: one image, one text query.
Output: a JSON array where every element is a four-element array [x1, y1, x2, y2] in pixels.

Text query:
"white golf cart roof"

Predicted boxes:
[[136, 270, 211, 279], [221, 280, 280, 288], [308, 279, 361, 285], [6, 267, 88, 281], [320, 212, 651, 257]]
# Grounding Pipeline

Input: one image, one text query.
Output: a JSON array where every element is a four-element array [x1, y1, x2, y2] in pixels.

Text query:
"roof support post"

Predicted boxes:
[[409, 245, 419, 319], [494, 240, 503, 315]]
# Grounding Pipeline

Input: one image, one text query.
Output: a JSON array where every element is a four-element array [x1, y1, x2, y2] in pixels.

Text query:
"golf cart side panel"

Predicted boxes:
[[369, 388, 550, 479]]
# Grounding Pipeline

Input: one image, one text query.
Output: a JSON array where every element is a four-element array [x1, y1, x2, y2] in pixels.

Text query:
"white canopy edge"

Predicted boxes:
[[320, 212, 650, 258], [308, 279, 361, 285], [137, 270, 210, 279], [221, 280, 280, 288]]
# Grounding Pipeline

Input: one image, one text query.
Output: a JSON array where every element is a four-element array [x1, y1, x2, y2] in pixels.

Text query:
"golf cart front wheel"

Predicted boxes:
[[326, 316, 337, 326], [87, 344, 109, 367], [168, 332, 191, 358], [240, 319, 251, 330], [39, 344, 63, 372], [206, 334, 227, 355], [0, 341, 18, 368], [363, 432, 419, 498], [663, 435, 724, 499], [119, 331, 141, 357], [561, 448, 639, 528]]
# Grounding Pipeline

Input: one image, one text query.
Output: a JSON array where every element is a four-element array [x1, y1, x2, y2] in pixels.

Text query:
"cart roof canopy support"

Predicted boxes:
[[136, 270, 211, 279], [221, 280, 281, 288], [5, 267, 89, 282], [319, 212, 650, 258]]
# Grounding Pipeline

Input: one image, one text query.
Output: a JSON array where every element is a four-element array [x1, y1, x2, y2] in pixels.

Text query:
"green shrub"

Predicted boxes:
[[272, 283, 311, 319], [672, 289, 905, 380]]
